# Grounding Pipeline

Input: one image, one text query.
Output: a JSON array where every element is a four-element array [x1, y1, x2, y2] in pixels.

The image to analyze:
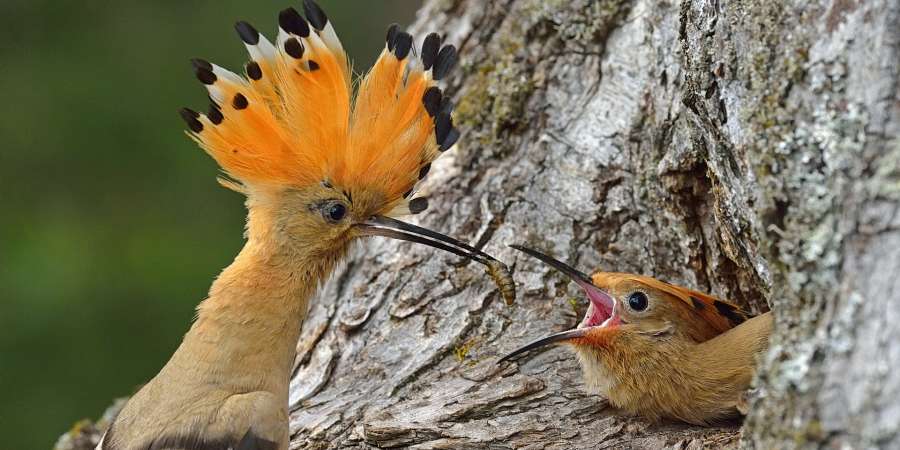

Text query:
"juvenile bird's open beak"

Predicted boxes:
[[497, 328, 589, 363], [509, 245, 615, 319], [356, 215, 504, 269], [498, 245, 618, 363]]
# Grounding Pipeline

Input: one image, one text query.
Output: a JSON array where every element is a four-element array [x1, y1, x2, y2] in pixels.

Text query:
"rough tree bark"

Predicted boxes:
[[58, 0, 899, 449]]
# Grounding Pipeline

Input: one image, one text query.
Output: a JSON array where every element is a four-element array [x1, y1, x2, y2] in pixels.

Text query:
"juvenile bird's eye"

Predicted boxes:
[[325, 202, 347, 222], [627, 292, 649, 311]]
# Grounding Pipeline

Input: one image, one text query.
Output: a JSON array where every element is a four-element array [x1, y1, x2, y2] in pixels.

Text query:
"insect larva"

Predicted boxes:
[[486, 260, 516, 305]]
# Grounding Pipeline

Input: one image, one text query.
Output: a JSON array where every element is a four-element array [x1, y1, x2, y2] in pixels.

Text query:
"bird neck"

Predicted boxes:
[[168, 201, 345, 396]]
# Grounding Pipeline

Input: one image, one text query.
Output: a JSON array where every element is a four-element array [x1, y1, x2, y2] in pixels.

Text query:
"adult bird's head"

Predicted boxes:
[[500, 245, 748, 362], [177, 3, 499, 268]]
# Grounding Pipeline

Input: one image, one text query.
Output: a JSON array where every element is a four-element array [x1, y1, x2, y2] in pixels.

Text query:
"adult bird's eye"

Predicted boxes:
[[325, 202, 346, 222], [627, 292, 649, 311]]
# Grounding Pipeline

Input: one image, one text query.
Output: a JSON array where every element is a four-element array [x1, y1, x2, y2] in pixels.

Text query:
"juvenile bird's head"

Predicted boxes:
[[501, 245, 748, 360], [500, 246, 763, 425], [178, 1, 498, 266]]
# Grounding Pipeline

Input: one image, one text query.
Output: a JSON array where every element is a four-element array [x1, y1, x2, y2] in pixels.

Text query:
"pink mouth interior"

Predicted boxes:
[[584, 303, 612, 327], [577, 282, 617, 328]]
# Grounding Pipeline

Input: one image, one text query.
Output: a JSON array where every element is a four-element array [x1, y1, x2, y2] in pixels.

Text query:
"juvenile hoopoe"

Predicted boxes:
[[501, 245, 772, 426], [99, 3, 512, 449]]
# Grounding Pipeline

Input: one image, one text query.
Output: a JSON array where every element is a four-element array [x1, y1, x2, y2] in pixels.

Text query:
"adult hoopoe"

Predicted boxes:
[[500, 245, 772, 425], [99, 2, 511, 449]]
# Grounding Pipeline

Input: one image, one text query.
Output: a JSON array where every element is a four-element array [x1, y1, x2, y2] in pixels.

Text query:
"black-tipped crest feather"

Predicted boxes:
[[279, 8, 310, 37], [303, 0, 328, 31], [234, 21, 260, 44], [385, 23, 399, 50], [432, 45, 457, 80], [180, 108, 203, 132], [393, 32, 413, 59], [207, 103, 223, 125], [422, 87, 442, 117], [421, 33, 441, 70], [284, 38, 304, 59]]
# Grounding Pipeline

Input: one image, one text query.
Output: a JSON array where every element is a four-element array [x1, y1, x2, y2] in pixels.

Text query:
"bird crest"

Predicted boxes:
[[179, 0, 460, 216]]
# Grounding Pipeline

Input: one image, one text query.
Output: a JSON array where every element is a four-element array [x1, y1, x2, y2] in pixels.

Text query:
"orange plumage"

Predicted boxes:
[[181, 11, 458, 217], [591, 273, 747, 338], [501, 246, 770, 425], [104, 4, 490, 449]]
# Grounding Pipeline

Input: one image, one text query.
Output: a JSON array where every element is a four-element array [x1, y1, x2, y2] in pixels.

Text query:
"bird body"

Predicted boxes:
[[101, 202, 333, 449], [573, 310, 772, 425], [99, 3, 512, 449], [502, 246, 772, 425]]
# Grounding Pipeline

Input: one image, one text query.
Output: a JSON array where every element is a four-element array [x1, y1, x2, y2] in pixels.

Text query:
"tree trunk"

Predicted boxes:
[[58, 0, 900, 449]]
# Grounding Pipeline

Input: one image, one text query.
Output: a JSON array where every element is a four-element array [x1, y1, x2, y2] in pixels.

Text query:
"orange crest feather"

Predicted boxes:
[[179, 2, 460, 215]]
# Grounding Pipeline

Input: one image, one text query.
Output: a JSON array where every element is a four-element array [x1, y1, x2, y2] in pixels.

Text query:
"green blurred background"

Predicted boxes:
[[0, 1, 420, 448]]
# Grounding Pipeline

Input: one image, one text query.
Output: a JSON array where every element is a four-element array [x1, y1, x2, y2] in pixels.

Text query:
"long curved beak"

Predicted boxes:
[[498, 245, 617, 363], [358, 216, 517, 304], [356, 215, 501, 268], [509, 244, 594, 285], [498, 328, 589, 363], [509, 245, 614, 312]]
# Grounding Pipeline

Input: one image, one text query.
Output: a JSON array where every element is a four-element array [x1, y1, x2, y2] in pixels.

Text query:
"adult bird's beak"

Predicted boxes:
[[498, 245, 618, 363], [356, 215, 504, 269]]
